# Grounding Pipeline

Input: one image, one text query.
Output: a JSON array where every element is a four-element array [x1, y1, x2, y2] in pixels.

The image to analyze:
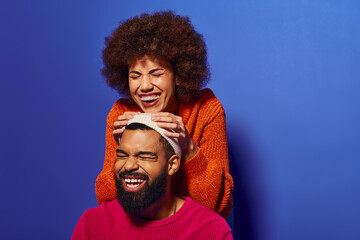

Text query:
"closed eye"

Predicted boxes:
[[116, 155, 128, 160], [129, 75, 140, 80], [137, 151, 158, 161], [152, 73, 163, 77], [116, 149, 128, 159], [149, 68, 164, 77], [129, 70, 141, 80], [139, 156, 157, 161]]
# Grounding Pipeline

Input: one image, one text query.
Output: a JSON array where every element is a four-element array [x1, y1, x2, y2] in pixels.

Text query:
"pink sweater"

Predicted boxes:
[[72, 197, 232, 240]]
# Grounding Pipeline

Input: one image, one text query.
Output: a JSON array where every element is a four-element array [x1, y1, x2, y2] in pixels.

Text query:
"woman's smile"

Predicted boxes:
[[128, 55, 179, 113], [139, 93, 161, 107]]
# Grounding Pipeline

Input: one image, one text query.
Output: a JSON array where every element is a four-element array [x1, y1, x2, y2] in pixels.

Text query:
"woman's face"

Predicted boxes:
[[128, 55, 178, 113]]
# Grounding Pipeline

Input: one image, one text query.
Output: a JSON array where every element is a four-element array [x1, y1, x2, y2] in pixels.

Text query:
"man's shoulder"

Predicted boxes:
[[178, 198, 232, 238], [183, 197, 230, 228], [186, 197, 226, 217], [83, 199, 121, 218], [72, 200, 123, 239], [79, 200, 123, 228]]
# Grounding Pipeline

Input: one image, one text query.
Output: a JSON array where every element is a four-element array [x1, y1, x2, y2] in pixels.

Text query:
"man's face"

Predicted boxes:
[[114, 129, 169, 214]]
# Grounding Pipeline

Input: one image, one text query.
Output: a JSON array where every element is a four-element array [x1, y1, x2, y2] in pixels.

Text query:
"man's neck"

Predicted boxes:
[[135, 193, 182, 221]]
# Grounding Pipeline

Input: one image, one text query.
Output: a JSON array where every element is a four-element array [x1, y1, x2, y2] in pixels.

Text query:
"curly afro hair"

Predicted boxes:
[[101, 11, 210, 102]]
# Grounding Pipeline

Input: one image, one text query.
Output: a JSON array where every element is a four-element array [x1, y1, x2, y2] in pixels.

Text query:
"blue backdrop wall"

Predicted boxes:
[[1, 1, 359, 239]]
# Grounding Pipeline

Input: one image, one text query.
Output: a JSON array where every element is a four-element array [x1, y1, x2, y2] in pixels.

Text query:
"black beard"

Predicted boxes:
[[115, 169, 168, 214]]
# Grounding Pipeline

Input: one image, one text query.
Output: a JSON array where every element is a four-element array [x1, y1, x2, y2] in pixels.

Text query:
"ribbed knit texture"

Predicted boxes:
[[95, 88, 234, 218], [72, 197, 233, 240]]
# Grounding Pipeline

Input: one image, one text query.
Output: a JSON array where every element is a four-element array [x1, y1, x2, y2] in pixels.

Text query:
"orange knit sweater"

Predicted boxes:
[[95, 88, 234, 218]]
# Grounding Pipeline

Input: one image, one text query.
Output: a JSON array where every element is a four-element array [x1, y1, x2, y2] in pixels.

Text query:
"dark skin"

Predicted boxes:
[[113, 55, 198, 162], [114, 129, 185, 220]]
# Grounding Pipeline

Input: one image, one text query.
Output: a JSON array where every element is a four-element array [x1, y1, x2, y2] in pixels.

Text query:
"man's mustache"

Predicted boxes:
[[119, 171, 149, 180]]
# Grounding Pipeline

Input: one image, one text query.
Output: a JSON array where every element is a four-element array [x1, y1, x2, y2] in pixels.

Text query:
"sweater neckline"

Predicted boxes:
[[120, 197, 191, 228]]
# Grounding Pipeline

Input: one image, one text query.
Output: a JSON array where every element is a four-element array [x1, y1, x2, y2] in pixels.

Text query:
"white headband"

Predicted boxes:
[[123, 113, 182, 159]]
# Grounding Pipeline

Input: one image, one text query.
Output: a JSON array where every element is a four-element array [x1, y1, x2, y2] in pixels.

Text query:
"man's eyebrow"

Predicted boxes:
[[129, 70, 141, 74], [116, 149, 128, 155]]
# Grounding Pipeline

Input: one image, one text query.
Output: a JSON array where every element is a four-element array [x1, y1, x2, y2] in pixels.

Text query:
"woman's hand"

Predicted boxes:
[[151, 112, 198, 161], [113, 112, 140, 145]]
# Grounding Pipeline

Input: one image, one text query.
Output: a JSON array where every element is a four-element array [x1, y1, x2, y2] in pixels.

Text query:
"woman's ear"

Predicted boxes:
[[175, 76, 180, 86], [168, 155, 180, 176]]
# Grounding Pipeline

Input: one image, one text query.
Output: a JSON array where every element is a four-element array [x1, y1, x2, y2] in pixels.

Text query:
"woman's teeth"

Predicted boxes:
[[140, 95, 160, 102]]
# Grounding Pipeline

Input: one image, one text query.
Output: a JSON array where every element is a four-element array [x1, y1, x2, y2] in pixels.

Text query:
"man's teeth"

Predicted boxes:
[[140, 95, 160, 101], [124, 178, 145, 184]]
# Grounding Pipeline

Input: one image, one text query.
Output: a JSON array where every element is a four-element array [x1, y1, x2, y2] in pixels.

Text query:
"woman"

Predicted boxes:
[[96, 11, 234, 218]]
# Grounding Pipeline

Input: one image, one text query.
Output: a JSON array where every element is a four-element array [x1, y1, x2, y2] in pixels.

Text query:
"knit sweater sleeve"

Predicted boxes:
[[181, 93, 234, 218], [95, 101, 125, 204]]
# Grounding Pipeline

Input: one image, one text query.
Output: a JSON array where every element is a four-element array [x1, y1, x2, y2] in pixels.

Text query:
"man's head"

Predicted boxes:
[[114, 115, 181, 214]]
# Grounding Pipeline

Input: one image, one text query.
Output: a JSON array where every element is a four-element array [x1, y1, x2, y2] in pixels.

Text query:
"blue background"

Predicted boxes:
[[1, 1, 359, 239]]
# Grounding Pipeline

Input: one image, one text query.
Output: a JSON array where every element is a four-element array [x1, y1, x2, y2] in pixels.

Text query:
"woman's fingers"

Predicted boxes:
[[163, 130, 181, 138], [116, 111, 140, 121], [151, 116, 175, 123], [156, 121, 180, 130], [151, 112, 187, 140], [155, 120, 183, 134], [151, 112, 198, 161], [113, 111, 140, 144], [114, 112, 140, 129], [151, 112, 177, 121], [113, 127, 125, 134], [152, 113, 183, 127], [151, 112, 199, 161], [114, 120, 129, 128]]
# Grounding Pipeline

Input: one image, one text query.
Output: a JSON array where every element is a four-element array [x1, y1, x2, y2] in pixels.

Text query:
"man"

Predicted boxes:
[[72, 113, 232, 239]]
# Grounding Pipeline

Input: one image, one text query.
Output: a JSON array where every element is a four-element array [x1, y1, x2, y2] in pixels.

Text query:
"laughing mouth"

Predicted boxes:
[[140, 95, 160, 103], [123, 177, 146, 189]]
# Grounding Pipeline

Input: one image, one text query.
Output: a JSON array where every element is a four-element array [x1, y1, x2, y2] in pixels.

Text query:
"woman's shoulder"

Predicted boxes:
[[106, 98, 140, 121], [199, 88, 215, 99], [178, 88, 225, 123], [196, 88, 224, 113]]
